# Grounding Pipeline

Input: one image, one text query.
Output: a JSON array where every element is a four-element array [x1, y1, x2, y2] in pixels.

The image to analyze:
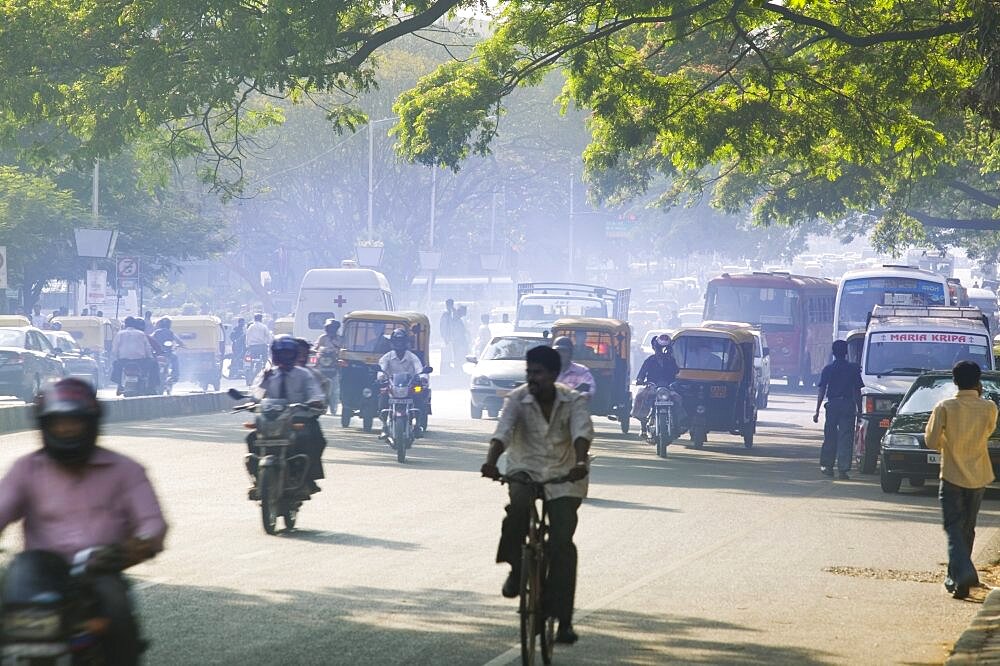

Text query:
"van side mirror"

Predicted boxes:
[[465, 355, 478, 364]]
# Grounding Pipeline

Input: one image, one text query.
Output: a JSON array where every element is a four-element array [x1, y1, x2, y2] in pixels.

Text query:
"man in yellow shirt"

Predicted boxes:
[[925, 361, 998, 599]]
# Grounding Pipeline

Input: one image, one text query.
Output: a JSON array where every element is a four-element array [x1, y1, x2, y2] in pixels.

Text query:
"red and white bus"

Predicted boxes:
[[703, 272, 837, 387]]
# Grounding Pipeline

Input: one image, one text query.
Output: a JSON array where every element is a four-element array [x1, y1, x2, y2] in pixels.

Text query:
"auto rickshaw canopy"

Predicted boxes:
[[51, 316, 114, 353], [549, 317, 630, 369], [168, 316, 224, 353], [340, 311, 431, 365], [670, 326, 753, 381]]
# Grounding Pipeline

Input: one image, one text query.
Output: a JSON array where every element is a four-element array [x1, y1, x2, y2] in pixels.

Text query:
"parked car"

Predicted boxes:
[[467, 334, 544, 419], [880, 370, 1000, 493], [0, 327, 66, 402], [43, 330, 101, 387]]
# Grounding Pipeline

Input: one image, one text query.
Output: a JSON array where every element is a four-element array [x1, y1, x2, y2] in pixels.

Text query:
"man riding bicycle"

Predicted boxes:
[[481, 345, 594, 646]]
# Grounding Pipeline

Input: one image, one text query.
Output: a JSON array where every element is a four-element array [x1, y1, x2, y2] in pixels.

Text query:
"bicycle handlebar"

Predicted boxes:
[[495, 474, 574, 487]]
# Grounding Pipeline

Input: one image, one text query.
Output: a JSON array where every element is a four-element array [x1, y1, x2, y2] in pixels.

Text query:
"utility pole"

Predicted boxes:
[[490, 190, 497, 254], [92, 159, 100, 221], [568, 175, 575, 281], [367, 123, 374, 242]]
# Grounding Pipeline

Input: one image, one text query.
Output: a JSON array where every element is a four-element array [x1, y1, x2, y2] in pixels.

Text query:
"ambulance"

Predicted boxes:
[[855, 305, 993, 474]]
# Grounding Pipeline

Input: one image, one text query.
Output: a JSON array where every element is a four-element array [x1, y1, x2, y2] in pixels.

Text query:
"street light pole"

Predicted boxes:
[[92, 159, 99, 221], [367, 123, 374, 242], [568, 175, 575, 280]]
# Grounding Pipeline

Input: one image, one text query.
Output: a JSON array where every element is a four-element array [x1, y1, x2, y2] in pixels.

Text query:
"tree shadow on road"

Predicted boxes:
[[136, 582, 837, 665]]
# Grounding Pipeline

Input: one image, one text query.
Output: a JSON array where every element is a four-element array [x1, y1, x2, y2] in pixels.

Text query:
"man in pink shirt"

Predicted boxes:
[[0, 379, 168, 664]]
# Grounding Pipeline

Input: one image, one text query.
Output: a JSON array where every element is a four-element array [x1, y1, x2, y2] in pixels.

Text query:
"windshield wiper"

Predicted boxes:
[[876, 367, 929, 377]]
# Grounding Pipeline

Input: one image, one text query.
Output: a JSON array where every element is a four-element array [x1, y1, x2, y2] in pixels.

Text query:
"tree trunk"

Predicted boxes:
[[221, 256, 275, 313]]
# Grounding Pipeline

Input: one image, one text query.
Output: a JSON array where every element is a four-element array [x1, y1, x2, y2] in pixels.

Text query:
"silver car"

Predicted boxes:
[[467, 334, 545, 419]]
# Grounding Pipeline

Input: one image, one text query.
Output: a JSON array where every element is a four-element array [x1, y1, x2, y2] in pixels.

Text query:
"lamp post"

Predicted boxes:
[[367, 117, 396, 242]]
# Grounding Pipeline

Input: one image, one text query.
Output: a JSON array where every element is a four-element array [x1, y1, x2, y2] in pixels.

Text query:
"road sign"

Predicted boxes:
[[86, 270, 107, 306], [0, 247, 7, 290], [116, 256, 140, 279], [119, 278, 138, 291]]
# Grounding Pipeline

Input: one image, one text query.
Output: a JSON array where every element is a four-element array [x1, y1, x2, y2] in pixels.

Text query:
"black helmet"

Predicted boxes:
[[35, 379, 102, 466], [390, 328, 410, 351], [271, 335, 299, 366], [156, 317, 172, 329], [652, 334, 672, 352]]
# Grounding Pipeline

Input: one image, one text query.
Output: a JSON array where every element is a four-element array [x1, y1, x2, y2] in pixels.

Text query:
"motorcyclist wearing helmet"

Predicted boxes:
[[552, 336, 597, 398], [377, 329, 428, 436], [314, 319, 343, 414], [151, 317, 185, 384], [110, 316, 156, 394], [632, 334, 681, 438], [315, 318, 342, 352], [249, 336, 326, 496], [0, 378, 167, 665]]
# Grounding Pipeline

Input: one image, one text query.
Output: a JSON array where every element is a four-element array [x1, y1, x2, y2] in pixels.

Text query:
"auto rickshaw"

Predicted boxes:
[[339, 311, 431, 432], [170, 315, 224, 390], [52, 316, 115, 385], [670, 326, 758, 448], [0, 315, 30, 328], [273, 317, 294, 336], [550, 317, 632, 433]]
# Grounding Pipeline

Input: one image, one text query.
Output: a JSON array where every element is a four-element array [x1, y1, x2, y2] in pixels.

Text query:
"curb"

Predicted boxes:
[[0, 392, 233, 435], [948, 589, 1000, 664]]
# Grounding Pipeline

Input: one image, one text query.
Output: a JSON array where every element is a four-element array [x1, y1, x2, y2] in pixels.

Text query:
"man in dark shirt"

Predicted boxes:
[[631, 335, 681, 438], [813, 340, 864, 479]]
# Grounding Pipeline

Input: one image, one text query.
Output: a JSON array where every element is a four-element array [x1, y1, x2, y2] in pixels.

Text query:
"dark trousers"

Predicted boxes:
[[91, 573, 141, 665], [940, 479, 985, 586], [820, 399, 855, 472], [497, 480, 581, 624], [246, 419, 325, 483]]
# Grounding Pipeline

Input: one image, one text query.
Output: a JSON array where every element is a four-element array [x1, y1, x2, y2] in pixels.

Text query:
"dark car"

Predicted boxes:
[[44, 330, 101, 387], [880, 371, 1000, 493], [0, 327, 66, 402]]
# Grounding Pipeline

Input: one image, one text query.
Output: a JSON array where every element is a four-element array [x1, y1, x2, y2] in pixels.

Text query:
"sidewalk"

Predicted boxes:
[[948, 589, 1000, 664]]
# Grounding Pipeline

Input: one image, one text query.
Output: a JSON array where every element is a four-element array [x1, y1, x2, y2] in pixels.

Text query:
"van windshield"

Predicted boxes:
[[865, 331, 991, 376], [517, 297, 607, 329]]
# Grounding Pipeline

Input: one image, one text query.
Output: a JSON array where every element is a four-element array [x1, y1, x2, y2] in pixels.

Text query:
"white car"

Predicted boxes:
[[467, 334, 545, 419], [750, 330, 771, 409]]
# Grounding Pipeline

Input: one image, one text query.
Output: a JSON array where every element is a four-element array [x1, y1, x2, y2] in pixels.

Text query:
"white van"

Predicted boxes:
[[854, 305, 993, 473], [293, 267, 394, 340]]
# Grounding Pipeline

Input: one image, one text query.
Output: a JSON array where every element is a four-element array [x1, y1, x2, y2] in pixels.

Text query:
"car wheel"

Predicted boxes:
[[471, 402, 483, 420], [880, 458, 902, 493]]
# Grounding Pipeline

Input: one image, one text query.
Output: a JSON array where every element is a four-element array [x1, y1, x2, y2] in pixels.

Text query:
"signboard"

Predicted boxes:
[[116, 256, 139, 279], [85, 270, 107, 306], [119, 278, 138, 291], [0, 247, 7, 290], [870, 332, 988, 345]]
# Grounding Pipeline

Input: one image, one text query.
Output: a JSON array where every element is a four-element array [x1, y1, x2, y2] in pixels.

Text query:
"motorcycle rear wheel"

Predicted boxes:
[[259, 467, 279, 535]]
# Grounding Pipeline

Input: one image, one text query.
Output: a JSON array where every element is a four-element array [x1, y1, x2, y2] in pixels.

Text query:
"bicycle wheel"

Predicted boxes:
[[519, 546, 540, 665], [539, 547, 555, 665]]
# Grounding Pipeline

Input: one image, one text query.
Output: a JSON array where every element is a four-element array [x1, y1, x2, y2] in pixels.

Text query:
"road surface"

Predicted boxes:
[[0, 383, 993, 665]]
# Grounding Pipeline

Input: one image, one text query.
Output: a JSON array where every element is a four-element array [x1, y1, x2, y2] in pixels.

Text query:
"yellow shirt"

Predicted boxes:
[[925, 389, 998, 488]]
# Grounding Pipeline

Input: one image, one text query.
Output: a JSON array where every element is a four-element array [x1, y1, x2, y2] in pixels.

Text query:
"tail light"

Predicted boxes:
[[244, 354, 252, 362], [864, 396, 874, 414], [338, 359, 348, 368], [243, 422, 256, 429], [291, 423, 305, 431], [413, 385, 423, 393]]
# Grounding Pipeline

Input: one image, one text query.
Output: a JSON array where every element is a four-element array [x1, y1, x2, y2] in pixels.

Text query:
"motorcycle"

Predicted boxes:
[[157, 340, 177, 395], [244, 349, 266, 387], [647, 384, 687, 458], [0, 549, 134, 663], [230, 389, 316, 535], [118, 359, 151, 398], [380, 368, 432, 463], [312, 348, 340, 414]]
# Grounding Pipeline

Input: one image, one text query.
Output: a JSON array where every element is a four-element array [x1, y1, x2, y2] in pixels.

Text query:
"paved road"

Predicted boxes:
[[0, 385, 994, 665]]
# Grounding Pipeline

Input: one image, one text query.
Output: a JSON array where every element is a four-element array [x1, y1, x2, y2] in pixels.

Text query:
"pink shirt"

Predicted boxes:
[[557, 362, 597, 398], [0, 448, 168, 562]]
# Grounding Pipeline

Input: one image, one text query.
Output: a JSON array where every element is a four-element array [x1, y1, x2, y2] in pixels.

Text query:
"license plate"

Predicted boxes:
[[659, 401, 673, 406], [710, 386, 726, 398], [927, 453, 941, 464]]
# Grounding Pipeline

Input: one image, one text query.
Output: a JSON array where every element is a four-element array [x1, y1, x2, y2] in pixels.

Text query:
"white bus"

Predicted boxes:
[[293, 267, 393, 340], [833, 265, 950, 341]]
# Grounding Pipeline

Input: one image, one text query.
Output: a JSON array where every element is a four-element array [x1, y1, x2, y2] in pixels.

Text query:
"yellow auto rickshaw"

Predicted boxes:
[[670, 326, 758, 448], [52, 316, 115, 384], [339, 311, 430, 432], [0, 315, 31, 328], [550, 317, 632, 433], [273, 317, 294, 336], [170, 315, 224, 390]]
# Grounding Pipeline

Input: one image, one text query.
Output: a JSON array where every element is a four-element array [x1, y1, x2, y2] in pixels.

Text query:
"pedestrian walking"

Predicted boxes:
[[925, 361, 997, 599], [813, 339, 863, 479]]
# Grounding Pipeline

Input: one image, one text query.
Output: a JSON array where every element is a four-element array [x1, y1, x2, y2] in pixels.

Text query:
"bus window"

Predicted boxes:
[[705, 286, 798, 328]]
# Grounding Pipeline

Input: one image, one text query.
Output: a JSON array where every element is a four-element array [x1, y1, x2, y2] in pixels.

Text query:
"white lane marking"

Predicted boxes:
[[235, 549, 271, 560], [481, 482, 835, 666]]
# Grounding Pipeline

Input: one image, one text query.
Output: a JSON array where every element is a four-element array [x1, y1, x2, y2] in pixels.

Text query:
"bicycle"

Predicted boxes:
[[497, 473, 572, 666]]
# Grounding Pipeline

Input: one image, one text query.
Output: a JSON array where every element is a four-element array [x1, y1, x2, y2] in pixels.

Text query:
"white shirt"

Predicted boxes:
[[378, 350, 424, 378], [253, 366, 325, 404], [111, 328, 153, 361], [245, 321, 272, 346], [492, 384, 595, 500]]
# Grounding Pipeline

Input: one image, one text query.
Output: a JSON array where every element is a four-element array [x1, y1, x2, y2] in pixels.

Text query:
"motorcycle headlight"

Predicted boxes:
[[473, 376, 492, 387], [884, 433, 920, 448], [319, 357, 334, 367], [3, 609, 62, 640], [656, 387, 672, 400]]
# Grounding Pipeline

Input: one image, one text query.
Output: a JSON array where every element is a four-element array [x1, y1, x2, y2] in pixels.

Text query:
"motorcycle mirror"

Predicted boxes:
[[465, 356, 478, 364], [423, 366, 434, 374], [227, 388, 247, 400]]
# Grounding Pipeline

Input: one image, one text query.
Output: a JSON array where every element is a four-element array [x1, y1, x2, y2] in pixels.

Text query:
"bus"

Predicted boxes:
[[833, 265, 950, 341], [703, 272, 837, 387]]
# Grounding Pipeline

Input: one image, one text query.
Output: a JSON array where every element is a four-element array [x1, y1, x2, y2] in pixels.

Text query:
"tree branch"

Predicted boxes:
[[946, 179, 1000, 208], [908, 209, 1000, 230], [343, 0, 466, 70]]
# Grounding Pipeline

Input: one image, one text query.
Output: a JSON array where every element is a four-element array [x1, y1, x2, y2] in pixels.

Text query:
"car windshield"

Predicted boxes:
[[899, 377, 1000, 414], [0, 330, 24, 347], [865, 332, 991, 376], [46, 333, 81, 352], [673, 336, 741, 371], [838, 277, 947, 331], [705, 286, 799, 329], [481, 337, 542, 361]]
